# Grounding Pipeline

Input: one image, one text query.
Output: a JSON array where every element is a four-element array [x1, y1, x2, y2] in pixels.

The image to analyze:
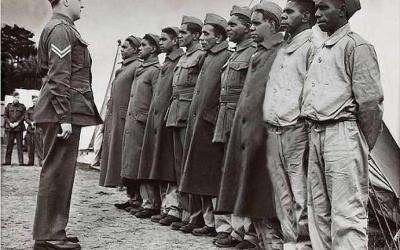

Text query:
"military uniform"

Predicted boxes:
[[99, 52, 142, 187], [179, 13, 231, 231], [165, 16, 206, 222], [302, 19, 383, 249], [33, 13, 102, 241], [263, 29, 314, 247], [25, 105, 37, 165], [4, 101, 26, 165], [120, 34, 161, 211]]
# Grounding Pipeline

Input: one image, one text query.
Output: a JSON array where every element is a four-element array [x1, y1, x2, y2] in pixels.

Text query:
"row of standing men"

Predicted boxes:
[[99, 0, 383, 249]]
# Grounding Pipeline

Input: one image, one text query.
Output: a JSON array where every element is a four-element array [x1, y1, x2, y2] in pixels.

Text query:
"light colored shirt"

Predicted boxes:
[[301, 23, 383, 149], [263, 29, 314, 126]]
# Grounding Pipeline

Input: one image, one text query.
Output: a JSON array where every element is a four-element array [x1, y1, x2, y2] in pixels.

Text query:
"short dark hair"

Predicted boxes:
[[289, 0, 316, 25], [125, 39, 139, 49], [186, 23, 202, 36], [210, 24, 228, 41], [233, 13, 252, 29], [50, 0, 61, 8], [143, 36, 159, 54], [254, 10, 280, 33], [161, 28, 178, 40]]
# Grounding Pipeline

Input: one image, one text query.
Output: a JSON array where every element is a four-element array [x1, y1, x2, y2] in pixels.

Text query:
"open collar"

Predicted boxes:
[[210, 41, 229, 54], [52, 13, 74, 26], [285, 29, 312, 54], [142, 55, 159, 67], [259, 33, 284, 50], [122, 55, 140, 66], [186, 43, 202, 55], [166, 48, 185, 61], [324, 23, 351, 47], [236, 38, 256, 52]]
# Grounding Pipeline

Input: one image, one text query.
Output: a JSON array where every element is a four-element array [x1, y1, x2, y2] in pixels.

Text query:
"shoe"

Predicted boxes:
[[150, 213, 167, 223], [235, 240, 258, 249], [212, 232, 230, 243], [27, 162, 35, 166], [129, 207, 144, 215], [180, 223, 201, 234], [214, 235, 241, 247], [159, 215, 181, 226], [171, 221, 188, 230], [65, 236, 79, 243], [134, 208, 160, 219], [2, 162, 11, 165], [34, 240, 81, 250], [114, 201, 132, 210], [192, 226, 217, 237]]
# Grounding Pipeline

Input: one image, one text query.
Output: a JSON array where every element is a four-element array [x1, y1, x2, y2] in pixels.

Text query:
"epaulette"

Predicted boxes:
[[347, 31, 369, 47]]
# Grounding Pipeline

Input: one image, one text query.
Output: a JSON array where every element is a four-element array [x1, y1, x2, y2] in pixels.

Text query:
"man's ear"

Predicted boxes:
[[63, 0, 69, 7], [302, 11, 311, 24], [339, 4, 347, 18], [193, 32, 200, 41]]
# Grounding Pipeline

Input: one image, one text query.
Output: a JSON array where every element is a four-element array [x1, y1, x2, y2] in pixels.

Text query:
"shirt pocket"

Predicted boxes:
[[181, 58, 200, 86], [227, 61, 249, 86], [71, 36, 89, 70], [177, 92, 192, 122], [69, 85, 95, 116]]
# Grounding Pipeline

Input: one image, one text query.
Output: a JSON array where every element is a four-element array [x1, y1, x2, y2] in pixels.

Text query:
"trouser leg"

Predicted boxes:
[[16, 131, 24, 164], [254, 218, 283, 250], [35, 127, 44, 166], [5, 131, 16, 163], [140, 183, 161, 209], [164, 184, 181, 218], [201, 196, 214, 228], [27, 132, 35, 165], [188, 194, 204, 225], [215, 213, 233, 234], [230, 216, 257, 243], [124, 178, 141, 203], [33, 123, 81, 240]]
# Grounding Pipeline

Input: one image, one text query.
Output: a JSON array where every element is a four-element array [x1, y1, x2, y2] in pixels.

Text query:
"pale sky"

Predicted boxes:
[[2, 0, 399, 146]]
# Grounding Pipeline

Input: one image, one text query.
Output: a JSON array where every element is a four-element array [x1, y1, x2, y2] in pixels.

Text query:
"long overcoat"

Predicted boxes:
[[137, 48, 184, 182], [179, 41, 231, 197], [99, 56, 141, 187], [121, 56, 160, 180], [216, 34, 284, 218]]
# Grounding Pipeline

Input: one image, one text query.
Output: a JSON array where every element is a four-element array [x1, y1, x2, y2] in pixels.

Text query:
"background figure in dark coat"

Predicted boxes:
[[99, 35, 143, 212], [137, 27, 184, 225], [32, 1, 102, 249], [25, 95, 39, 166], [3, 91, 26, 165], [216, 2, 285, 249], [120, 34, 161, 219], [179, 13, 231, 237]]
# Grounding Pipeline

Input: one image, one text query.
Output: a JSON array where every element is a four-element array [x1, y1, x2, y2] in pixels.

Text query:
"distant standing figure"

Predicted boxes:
[[25, 95, 39, 166]]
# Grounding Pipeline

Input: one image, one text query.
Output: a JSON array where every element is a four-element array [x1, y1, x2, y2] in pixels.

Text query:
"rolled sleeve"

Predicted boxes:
[[351, 44, 384, 150], [47, 24, 73, 123]]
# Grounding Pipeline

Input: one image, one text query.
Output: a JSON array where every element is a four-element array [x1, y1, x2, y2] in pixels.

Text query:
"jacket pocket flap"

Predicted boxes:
[[230, 61, 249, 71]]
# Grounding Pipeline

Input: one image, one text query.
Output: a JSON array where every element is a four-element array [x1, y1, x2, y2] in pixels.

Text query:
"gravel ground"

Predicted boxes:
[[1, 148, 219, 250]]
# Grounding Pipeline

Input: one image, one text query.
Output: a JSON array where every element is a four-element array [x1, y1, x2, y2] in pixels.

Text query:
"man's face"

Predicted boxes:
[[281, 1, 304, 35], [159, 32, 176, 53], [315, 0, 343, 34], [68, 0, 84, 21], [199, 24, 219, 51], [32, 98, 38, 106], [226, 15, 248, 43], [121, 40, 136, 60], [139, 39, 155, 59], [12, 95, 20, 103], [250, 11, 274, 43], [178, 24, 195, 48]]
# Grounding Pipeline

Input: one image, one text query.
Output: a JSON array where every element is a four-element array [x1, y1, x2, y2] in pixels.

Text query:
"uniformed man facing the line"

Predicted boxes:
[[3, 91, 26, 166], [165, 15, 206, 231], [120, 34, 161, 219], [217, 2, 285, 249], [25, 95, 39, 166], [178, 13, 231, 237], [33, 0, 102, 249], [263, 0, 315, 248], [303, 0, 383, 249], [99, 35, 143, 212], [137, 27, 184, 226]]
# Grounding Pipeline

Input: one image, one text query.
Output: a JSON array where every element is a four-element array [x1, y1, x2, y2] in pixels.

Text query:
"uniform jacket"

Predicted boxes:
[[301, 24, 383, 150], [165, 43, 206, 128], [34, 13, 102, 126], [99, 56, 142, 187], [121, 55, 160, 180], [137, 48, 185, 183], [213, 39, 257, 143], [216, 33, 284, 218], [4, 102, 26, 132], [25, 106, 35, 133], [179, 41, 231, 197]]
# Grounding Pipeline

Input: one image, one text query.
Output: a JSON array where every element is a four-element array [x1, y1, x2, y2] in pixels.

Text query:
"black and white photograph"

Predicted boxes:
[[1, 0, 399, 249]]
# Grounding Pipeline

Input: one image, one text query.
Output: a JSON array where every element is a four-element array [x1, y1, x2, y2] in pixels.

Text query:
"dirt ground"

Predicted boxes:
[[0, 148, 218, 250]]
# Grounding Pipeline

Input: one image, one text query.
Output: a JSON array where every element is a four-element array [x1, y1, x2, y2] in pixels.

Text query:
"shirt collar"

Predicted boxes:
[[52, 13, 74, 26], [122, 55, 140, 65], [142, 55, 160, 67], [236, 38, 256, 52], [209, 41, 229, 54], [166, 48, 185, 61], [186, 43, 202, 55], [285, 29, 312, 54], [324, 23, 351, 47], [259, 33, 284, 50]]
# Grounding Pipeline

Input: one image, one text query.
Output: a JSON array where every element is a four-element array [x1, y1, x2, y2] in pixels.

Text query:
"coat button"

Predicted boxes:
[[241, 143, 245, 150], [242, 118, 246, 124], [318, 57, 322, 63]]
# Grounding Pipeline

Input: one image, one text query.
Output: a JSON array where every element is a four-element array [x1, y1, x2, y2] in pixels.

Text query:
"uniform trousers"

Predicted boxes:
[[26, 131, 36, 165], [265, 121, 310, 249], [32, 123, 81, 240], [5, 130, 24, 164], [307, 120, 369, 250]]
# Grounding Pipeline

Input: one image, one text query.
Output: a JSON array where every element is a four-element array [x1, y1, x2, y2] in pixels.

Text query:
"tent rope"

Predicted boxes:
[[369, 195, 391, 249]]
